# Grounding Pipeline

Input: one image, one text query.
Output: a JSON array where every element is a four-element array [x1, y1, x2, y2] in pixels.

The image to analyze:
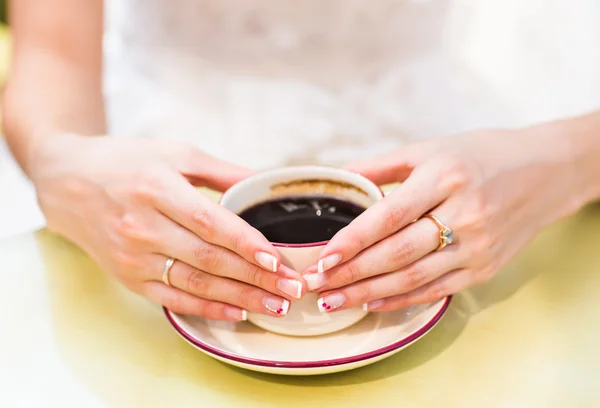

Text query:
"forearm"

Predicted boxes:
[[3, 51, 105, 177], [563, 111, 600, 205], [2, 0, 104, 178], [513, 110, 600, 219]]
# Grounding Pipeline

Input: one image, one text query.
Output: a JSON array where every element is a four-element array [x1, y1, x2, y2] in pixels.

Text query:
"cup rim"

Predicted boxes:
[[219, 165, 384, 248]]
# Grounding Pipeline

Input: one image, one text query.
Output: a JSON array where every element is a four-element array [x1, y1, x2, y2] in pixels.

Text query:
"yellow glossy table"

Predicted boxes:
[[0, 24, 11, 125], [0, 24, 10, 85], [2, 204, 600, 407]]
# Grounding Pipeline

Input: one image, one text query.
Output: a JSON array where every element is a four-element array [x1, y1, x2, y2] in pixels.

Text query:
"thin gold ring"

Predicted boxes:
[[162, 257, 176, 286], [423, 214, 455, 251]]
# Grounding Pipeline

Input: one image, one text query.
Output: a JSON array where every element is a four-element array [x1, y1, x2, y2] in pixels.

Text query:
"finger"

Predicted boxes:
[[315, 249, 462, 313], [176, 146, 254, 191], [146, 218, 305, 299], [153, 173, 283, 273], [344, 150, 416, 186], [364, 269, 470, 311], [142, 281, 247, 321], [317, 159, 454, 273], [304, 217, 440, 292], [154, 259, 292, 317]]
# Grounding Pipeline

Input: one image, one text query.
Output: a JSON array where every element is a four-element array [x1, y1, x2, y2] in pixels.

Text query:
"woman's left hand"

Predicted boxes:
[[304, 125, 583, 312]]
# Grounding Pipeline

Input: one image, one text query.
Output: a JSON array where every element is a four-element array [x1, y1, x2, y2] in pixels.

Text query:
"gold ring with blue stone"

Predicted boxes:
[[423, 214, 455, 251]]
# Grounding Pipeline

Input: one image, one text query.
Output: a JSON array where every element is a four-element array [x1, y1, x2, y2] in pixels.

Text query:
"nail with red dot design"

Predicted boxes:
[[318, 293, 346, 313], [263, 297, 290, 316]]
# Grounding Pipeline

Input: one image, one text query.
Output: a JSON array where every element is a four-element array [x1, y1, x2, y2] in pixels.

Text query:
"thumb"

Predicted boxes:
[[344, 149, 417, 186], [179, 148, 254, 192]]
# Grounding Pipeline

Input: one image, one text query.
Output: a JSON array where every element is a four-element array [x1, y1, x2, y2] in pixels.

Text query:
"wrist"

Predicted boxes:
[[28, 131, 97, 184], [561, 113, 600, 207], [513, 118, 592, 225]]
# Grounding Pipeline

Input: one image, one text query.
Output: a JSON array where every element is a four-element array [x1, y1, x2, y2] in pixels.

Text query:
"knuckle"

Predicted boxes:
[[192, 207, 215, 239], [341, 262, 362, 287], [426, 283, 449, 302], [203, 301, 226, 319], [336, 226, 363, 254], [245, 265, 265, 289], [111, 248, 139, 269], [131, 183, 155, 203], [390, 239, 417, 264], [192, 244, 220, 270], [132, 169, 166, 202], [403, 263, 428, 290], [236, 286, 255, 310], [230, 230, 248, 255], [384, 206, 406, 232], [114, 213, 138, 238], [435, 155, 471, 192], [473, 266, 495, 285], [444, 154, 469, 176], [114, 213, 155, 245], [459, 211, 486, 234], [186, 269, 211, 296], [348, 233, 366, 253], [458, 194, 489, 233], [444, 153, 469, 173], [469, 191, 488, 217], [474, 233, 496, 257]]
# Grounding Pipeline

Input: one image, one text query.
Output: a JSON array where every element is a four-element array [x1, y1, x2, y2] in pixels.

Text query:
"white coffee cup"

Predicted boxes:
[[220, 166, 384, 336]]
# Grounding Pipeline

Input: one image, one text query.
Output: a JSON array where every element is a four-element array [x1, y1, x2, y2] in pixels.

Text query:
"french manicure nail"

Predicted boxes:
[[318, 253, 342, 274], [317, 293, 346, 313], [255, 252, 278, 272], [363, 299, 386, 312], [263, 296, 290, 316], [304, 273, 328, 291], [224, 306, 248, 321], [277, 279, 303, 299]]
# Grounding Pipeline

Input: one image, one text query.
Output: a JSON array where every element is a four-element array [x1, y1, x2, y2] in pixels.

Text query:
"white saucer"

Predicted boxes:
[[164, 297, 450, 376]]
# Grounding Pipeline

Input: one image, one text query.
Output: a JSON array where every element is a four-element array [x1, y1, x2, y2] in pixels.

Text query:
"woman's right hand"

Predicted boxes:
[[31, 134, 305, 321]]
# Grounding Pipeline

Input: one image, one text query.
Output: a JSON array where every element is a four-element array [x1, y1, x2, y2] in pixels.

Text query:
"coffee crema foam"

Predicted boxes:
[[267, 179, 373, 209]]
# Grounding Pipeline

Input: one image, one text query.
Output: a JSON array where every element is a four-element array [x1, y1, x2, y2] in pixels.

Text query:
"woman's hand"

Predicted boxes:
[[32, 134, 305, 320], [304, 126, 583, 312]]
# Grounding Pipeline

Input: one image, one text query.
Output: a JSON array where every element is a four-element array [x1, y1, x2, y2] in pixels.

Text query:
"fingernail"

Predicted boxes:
[[317, 293, 346, 313], [363, 299, 385, 311], [263, 296, 290, 316], [318, 253, 342, 274], [224, 306, 248, 322], [277, 279, 303, 299], [255, 252, 278, 272], [304, 273, 328, 291]]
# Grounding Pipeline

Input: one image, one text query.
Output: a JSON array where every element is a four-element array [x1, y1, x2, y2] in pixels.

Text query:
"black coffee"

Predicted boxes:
[[238, 195, 365, 244]]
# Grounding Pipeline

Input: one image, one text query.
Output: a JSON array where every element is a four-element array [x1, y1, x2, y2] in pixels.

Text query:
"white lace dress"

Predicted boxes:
[[102, 0, 531, 170]]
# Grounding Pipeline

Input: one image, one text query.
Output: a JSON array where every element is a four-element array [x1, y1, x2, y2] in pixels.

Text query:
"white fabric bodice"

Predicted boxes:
[[102, 0, 600, 170]]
